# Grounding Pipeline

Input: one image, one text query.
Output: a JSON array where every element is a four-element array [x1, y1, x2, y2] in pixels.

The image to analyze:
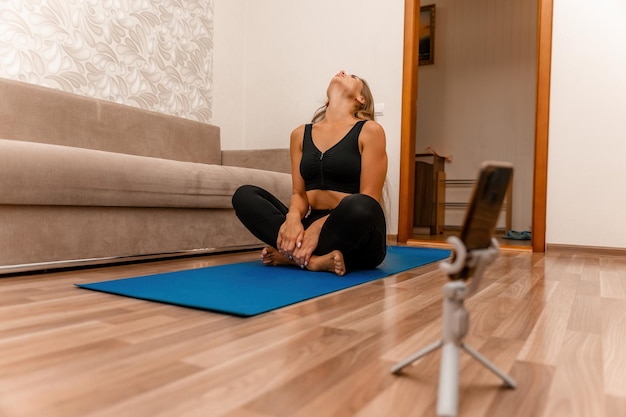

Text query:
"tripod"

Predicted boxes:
[[391, 236, 516, 417]]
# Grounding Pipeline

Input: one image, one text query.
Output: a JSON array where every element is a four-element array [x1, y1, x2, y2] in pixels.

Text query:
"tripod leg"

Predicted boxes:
[[461, 343, 516, 388], [436, 342, 460, 417], [390, 340, 443, 374]]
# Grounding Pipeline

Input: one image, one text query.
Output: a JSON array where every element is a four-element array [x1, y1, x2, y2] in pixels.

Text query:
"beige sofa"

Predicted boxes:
[[0, 78, 292, 272]]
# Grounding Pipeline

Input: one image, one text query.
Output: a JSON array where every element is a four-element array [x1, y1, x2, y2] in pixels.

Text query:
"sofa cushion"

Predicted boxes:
[[0, 78, 222, 164], [0, 139, 292, 208]]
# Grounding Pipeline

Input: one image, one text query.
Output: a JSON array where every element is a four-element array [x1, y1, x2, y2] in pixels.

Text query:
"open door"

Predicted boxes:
[[397, 0, 553, 252]]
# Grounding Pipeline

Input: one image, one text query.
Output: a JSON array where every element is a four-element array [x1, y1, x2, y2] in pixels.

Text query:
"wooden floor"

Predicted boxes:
[[1, 245, 625, 417]]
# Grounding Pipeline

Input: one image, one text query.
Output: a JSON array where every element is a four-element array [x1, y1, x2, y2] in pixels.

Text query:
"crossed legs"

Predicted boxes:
[[231, 185, 386, 275]]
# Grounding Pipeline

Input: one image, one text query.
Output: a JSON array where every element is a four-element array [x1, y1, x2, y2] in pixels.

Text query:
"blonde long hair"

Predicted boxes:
[[311, 76, 376, 124]]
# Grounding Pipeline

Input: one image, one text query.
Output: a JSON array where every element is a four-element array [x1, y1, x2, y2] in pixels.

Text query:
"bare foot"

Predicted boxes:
[[261, 246, 297, 266], [307, 250, 346, 276]]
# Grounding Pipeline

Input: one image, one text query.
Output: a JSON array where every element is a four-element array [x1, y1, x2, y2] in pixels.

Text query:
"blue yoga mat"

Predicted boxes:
[[76, 246, 450, 317]]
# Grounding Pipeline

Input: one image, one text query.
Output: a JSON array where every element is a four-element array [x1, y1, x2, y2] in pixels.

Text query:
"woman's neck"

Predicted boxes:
[[324, 101, 357, 124]]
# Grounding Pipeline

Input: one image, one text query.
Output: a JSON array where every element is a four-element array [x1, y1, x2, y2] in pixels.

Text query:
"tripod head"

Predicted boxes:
[[440, 235, 500, 296], [439, 160, 512, 292]]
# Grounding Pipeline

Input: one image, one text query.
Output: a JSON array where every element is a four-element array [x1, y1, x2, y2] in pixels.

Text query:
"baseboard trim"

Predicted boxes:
[[547, 243, 626, 256], [386, 234, 398, 244], [0, 244, 263, 276]]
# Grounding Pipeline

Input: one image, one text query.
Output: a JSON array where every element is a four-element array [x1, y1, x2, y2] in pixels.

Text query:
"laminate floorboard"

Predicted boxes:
[[1, 247, 625, 417]]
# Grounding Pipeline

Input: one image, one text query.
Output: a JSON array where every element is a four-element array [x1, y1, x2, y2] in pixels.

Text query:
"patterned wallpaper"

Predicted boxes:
[[0, 0, 213, 123]]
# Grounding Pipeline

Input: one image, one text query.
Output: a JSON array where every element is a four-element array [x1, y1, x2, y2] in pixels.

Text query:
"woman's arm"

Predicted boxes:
[[277, 125, 310, 255], [359, 121, 388, 202]]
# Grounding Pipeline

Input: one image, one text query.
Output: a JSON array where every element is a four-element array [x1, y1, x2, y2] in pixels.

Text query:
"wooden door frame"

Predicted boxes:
[[397, 0, 553, 252]]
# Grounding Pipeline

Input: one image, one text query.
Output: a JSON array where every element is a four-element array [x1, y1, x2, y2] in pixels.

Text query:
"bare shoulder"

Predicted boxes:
[[291, 124, 306, 138], [290, 124, 306, 152], [362, 120, 385, 135], [290, 124, 306, 144], [360, 120, 386, 147]]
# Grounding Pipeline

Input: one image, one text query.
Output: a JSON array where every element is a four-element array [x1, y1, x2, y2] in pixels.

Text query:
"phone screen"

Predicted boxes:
[[460, 162, 513, 251]]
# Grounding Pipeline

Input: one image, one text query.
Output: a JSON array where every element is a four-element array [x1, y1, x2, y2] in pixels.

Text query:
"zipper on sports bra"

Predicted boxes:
[[319, 152, 325, 188]]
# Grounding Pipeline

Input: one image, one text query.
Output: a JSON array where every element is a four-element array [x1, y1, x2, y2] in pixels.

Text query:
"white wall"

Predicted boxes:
[[547, 0, 626, 248], [212, 0, 247, 149], [214, 0, 626, 250], [213, 0, 405, 232]]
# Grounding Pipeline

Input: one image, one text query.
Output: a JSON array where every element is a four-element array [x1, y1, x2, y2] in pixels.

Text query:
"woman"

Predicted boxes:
[[232, 70, 388, 275]]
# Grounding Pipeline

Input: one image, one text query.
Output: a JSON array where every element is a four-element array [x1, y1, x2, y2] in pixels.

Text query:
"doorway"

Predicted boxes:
[[397, 0, 553, 252]]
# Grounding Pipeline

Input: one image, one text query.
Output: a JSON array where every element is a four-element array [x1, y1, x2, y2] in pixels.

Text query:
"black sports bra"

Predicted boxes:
[[299, 120, 366, 194]]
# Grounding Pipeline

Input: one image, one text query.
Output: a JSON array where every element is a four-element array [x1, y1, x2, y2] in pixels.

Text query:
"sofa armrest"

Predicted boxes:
[[221, 149, 291, 174]]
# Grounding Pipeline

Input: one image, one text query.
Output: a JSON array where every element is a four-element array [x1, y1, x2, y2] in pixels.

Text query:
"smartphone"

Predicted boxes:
[[452, 161, 513, 278]]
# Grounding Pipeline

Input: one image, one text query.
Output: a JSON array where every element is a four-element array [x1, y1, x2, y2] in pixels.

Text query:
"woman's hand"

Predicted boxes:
[[291, 215, 327, 267], [277, 213, 304, 259]]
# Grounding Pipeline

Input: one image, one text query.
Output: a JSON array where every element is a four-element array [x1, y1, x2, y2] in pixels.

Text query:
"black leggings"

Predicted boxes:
[[231, 185, 387, 271]]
